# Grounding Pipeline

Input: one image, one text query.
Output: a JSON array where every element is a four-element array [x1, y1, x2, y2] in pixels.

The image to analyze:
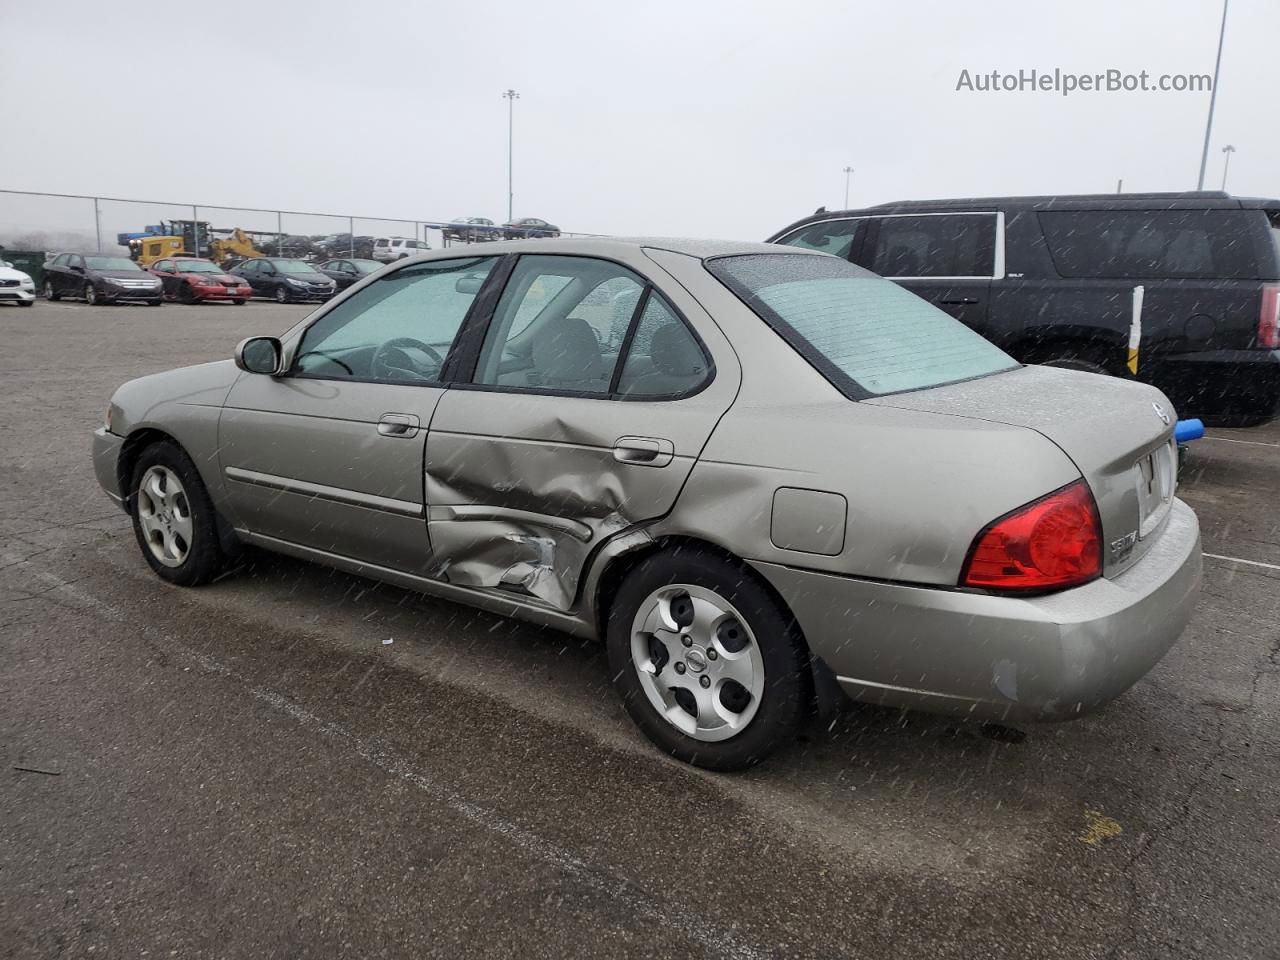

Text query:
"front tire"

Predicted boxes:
[[606, 547, 811, 770], [274, 285, 289, 304], [18, 300, 33, 308], [84, 284, 98, 305], [44, 281, 60, 301], [128, 441, 227, 586]]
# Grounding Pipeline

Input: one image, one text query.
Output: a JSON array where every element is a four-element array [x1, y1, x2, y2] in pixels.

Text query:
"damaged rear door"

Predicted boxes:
[[425, 252, 738, 610]]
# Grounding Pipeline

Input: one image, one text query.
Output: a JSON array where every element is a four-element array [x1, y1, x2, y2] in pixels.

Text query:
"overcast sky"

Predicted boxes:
[[1, 0, 1276, 245]]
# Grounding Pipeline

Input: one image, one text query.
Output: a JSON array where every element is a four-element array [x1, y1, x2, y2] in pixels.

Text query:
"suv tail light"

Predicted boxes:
[[1259, 284, 1280, 349], [961, 480, 1102, 593]]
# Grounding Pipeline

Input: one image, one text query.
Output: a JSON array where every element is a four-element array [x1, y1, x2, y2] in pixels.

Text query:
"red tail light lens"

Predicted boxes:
[[961, 480, 1102, 592], [1259, 284, 1280, 350]]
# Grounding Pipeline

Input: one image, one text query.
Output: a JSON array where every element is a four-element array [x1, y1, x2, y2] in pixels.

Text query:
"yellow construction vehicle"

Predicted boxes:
[[128, 235, 190, 265], [209, 228, 264, 266]]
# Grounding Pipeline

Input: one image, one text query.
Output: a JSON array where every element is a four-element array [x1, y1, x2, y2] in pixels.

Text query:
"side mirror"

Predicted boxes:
[[235, 336, 283, 375]]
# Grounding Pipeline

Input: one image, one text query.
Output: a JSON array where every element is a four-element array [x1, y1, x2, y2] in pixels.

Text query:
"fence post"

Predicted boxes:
[[192, 205, 199, 256], [349, 216, 354, 257], [93, 197, 102, 253], [276, 211, 283, 253]]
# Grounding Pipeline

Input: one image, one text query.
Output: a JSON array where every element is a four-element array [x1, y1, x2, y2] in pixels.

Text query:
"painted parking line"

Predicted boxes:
[[1201, 436, 1280, 449], [1204, 553, 1280, 573]]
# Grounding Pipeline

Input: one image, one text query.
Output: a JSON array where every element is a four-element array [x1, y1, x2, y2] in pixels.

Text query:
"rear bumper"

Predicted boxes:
[[92, 426, 126, 510], [752, 498, 1201, 723], [1148, 348, 1280, 425]]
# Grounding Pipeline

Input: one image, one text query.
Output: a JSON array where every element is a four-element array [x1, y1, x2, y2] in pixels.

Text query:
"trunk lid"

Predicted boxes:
[[865, 365, 1177, 577]]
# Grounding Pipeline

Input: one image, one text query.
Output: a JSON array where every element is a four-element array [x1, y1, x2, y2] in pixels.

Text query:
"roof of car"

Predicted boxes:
[[598, 237, 823, 259]]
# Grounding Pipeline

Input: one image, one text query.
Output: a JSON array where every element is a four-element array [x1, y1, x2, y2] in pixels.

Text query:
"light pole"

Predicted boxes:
[[1196, 0, 1230, 190], [503, 89, 519, 222], [1220, 144, 1236, 191], [842, 166, 854, 209]]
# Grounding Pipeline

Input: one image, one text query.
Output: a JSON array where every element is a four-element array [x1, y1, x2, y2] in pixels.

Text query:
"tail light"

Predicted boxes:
[[961, 480, 1102, 593], [1259, 284, 1280, 349]]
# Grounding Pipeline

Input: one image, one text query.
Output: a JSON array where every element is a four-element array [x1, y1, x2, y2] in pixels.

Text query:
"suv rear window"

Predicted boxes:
[[1038, 209, 1277, 280], [708, 254, 1017, 398]]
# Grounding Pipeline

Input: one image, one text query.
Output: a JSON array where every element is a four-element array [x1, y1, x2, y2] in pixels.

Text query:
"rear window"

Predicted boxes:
[[708, 254, 1017, 398], [1038, 209, 1277, 280]]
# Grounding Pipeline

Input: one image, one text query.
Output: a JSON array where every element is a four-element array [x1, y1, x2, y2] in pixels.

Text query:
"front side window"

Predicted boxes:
[[473, 256, 645, 394], [862, 214, 995, 278], [293, 256, 496, 383], [776, 219, 861, 259], [154, 260, 172, 272], [708, 254, 1016, 398]]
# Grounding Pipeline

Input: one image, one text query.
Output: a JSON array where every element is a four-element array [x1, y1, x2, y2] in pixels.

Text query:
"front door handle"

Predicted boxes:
[[939, 297, 980, 305], [377, 413, 420, 438], [613, 436, 674, 467]]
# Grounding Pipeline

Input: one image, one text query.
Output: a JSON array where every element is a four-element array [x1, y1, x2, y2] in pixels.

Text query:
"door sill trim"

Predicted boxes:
[[235, 529, 592, 638]]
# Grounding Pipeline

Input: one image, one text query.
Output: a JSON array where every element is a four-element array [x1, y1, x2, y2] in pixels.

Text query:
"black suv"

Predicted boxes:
[[769, 192, 1280, 425]]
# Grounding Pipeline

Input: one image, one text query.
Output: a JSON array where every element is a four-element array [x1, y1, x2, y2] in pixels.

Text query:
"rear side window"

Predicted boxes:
[[615, 293, 709, 398], [861, 214, 996, 278], [708, 254, 1017, 398], [1038, 209, 1277, 280], [776, 219, 861, 258]]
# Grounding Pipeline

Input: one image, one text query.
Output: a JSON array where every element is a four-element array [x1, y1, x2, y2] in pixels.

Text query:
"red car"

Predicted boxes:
[[148, 257, 252, 304]]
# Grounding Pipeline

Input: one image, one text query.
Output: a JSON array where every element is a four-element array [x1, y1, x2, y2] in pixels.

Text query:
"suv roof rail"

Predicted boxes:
[[866, 190, 1235, 209]]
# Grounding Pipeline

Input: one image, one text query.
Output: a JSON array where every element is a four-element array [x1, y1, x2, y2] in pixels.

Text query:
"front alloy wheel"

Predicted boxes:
[[44, 280, 59, 301], [136, 465, 193, 568], [84, 284, 98, 305], [274, 285, 289, 303]]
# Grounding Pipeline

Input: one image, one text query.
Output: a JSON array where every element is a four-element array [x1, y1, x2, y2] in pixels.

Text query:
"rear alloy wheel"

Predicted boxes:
[[129, 441, 228, 586], [607, 548, 811, 770], [274, 285, 289, 304], [44, 281, 60, 301]]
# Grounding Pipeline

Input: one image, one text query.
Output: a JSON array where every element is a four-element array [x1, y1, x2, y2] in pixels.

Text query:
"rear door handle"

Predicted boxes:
[[939, 297, 980, 305], [377, 413, 420, 438], [613, 436, 674, 467]]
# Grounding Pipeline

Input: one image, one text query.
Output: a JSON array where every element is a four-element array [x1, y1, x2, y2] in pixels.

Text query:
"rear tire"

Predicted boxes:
[[128, 441, 227, 586], [606, 547, 811, 770]]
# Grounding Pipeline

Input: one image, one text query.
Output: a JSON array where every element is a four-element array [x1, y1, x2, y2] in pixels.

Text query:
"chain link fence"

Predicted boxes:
[[0, 189, 599, 264]]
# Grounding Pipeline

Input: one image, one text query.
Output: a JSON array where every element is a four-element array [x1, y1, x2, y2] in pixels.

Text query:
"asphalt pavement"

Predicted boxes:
[[2, 298, 1278, 959]]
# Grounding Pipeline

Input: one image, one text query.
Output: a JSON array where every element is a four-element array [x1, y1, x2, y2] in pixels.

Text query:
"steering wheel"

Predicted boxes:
[[371, 337, 445, 381]]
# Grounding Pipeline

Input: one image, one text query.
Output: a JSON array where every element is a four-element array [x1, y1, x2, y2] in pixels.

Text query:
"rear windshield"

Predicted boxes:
[[1038, 209, 1279, 280], [708, 254, 1018, 398]]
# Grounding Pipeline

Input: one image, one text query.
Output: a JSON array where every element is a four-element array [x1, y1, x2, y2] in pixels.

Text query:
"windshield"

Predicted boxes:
[[85, 257, 141, 271], [708, 253, 1018, 397], [174, 260, 221, 273], [276, 260, 321, 275]]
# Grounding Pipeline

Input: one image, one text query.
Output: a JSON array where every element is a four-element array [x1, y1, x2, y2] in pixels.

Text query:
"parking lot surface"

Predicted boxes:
[[2, 299, 1278, 959]]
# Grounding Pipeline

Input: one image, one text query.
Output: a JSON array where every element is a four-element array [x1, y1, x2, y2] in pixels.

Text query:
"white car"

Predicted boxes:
[[0, 261, 36, 307], [372, 237, 431, 262]]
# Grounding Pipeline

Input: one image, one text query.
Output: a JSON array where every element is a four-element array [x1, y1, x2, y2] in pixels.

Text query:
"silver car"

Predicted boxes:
[[91, 238, 1202, 769]]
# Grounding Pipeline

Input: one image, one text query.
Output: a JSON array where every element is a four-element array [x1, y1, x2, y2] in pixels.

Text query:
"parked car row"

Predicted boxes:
[[769, 190, 1280, 426], [442, 216, 561, 242]]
